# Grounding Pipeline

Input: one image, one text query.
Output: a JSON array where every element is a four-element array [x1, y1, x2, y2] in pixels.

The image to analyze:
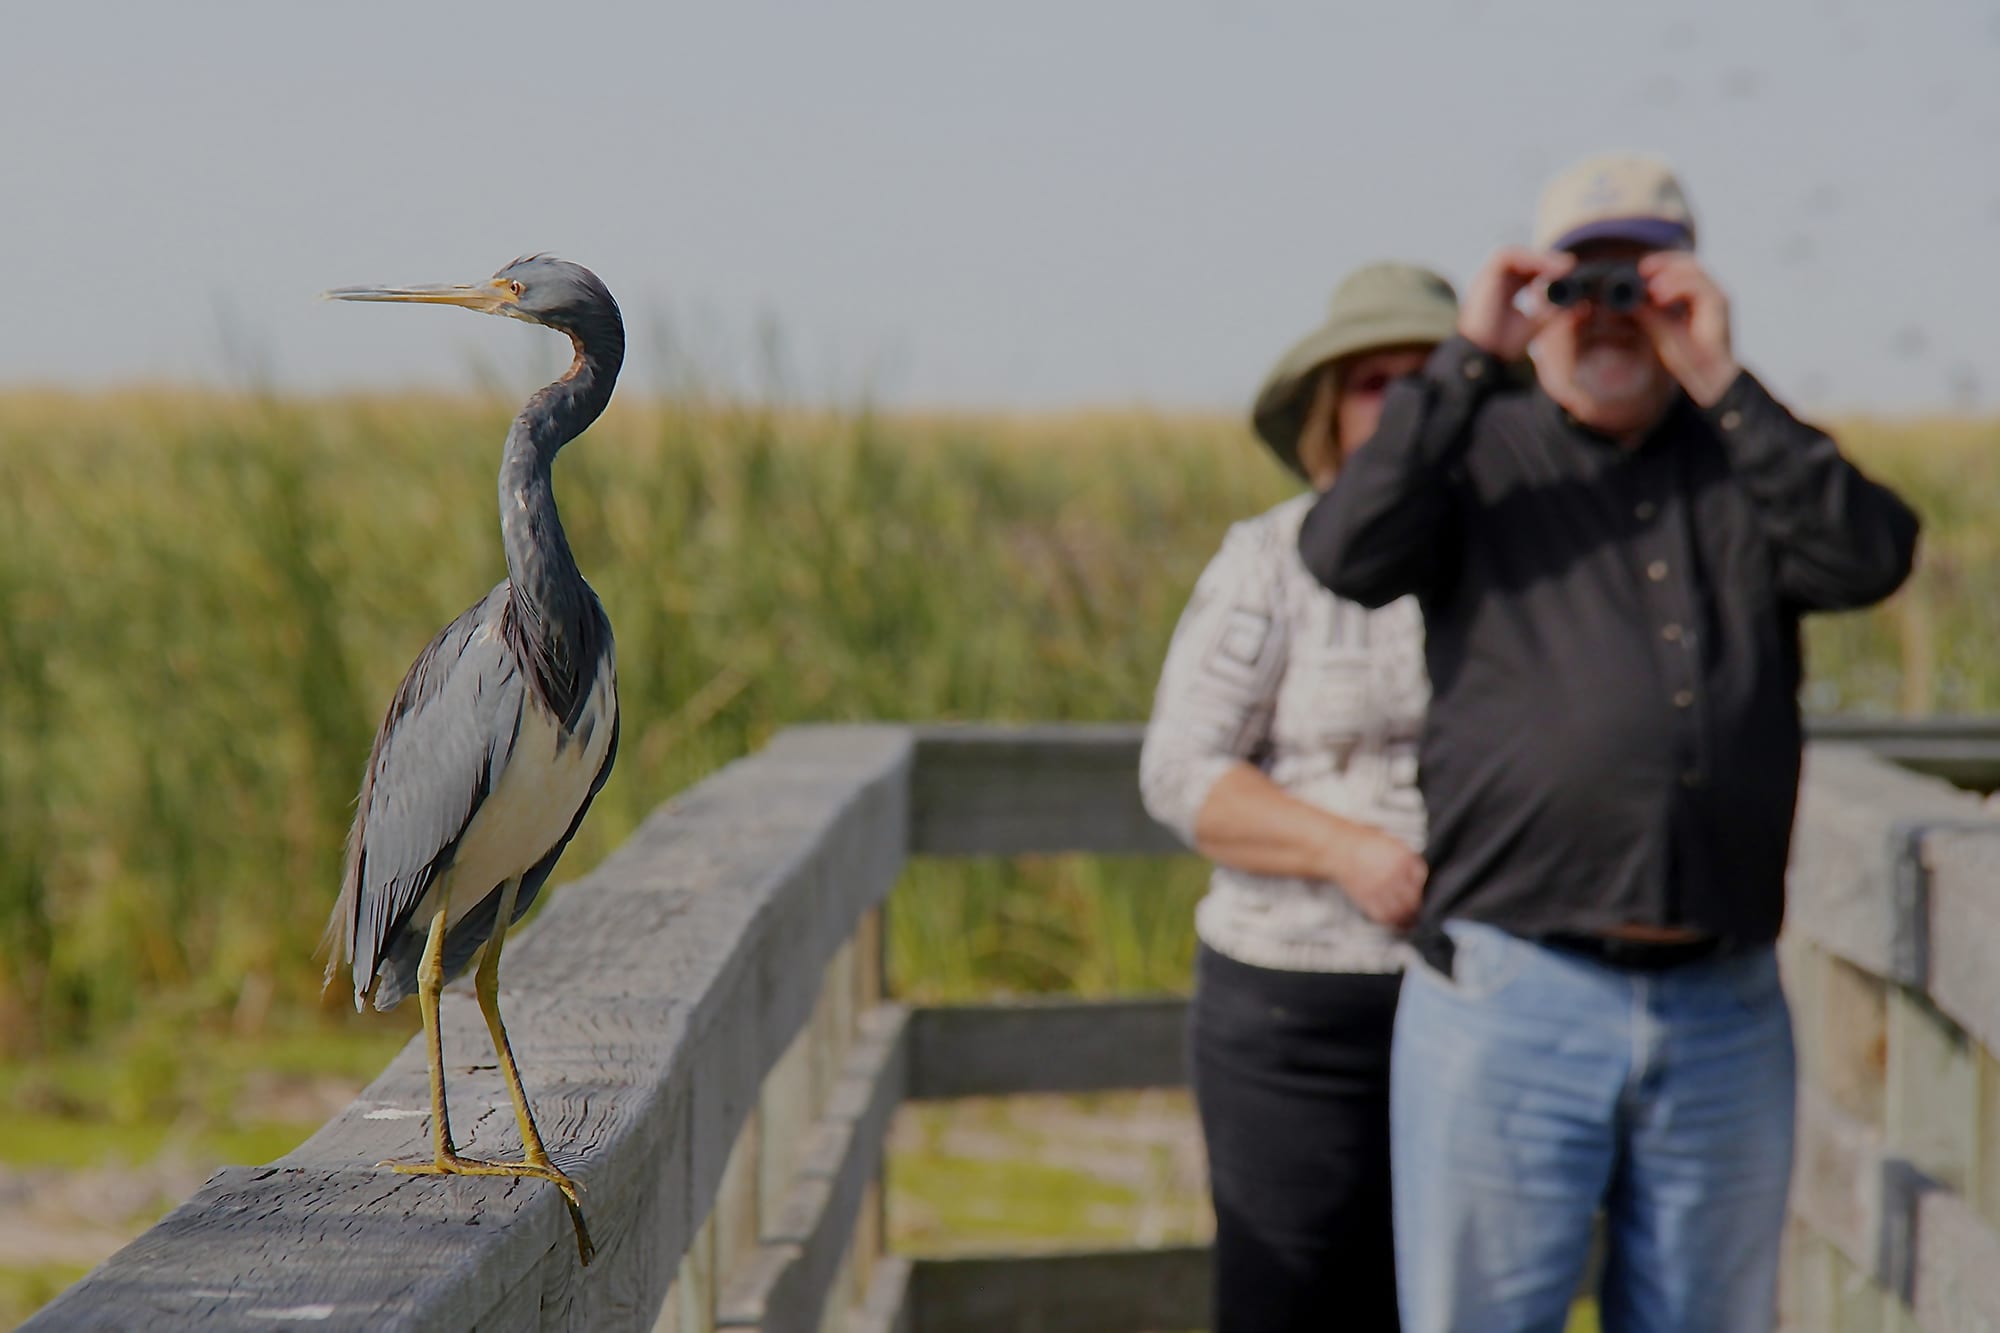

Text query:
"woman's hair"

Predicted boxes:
[[1294, 363, 1344, 488]]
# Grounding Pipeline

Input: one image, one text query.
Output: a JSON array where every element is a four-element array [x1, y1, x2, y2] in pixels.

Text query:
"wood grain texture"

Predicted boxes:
[[847, 1256, 911, 1333], [716, 1007, 908, 1333], [1886, 989, 1977, 1197], [1824, 952, 1892, 1130], [1787, 745, 1983, 979], [1911, 1188, 2000, 1332], [1792, 1085, 1888, 1279], [906, 997, 1187, 1099], [1921, 823, 2000, 1056], [27, 726, 914, 1333]]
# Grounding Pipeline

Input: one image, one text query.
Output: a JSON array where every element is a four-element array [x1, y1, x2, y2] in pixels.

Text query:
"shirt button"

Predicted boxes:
[[1719, 409, 1743, 431], [1635, 501, 1658, 521], [1463, 359, 1486, 381], [1647, 560, 1669, 582], [1681, 770, 1705, 789], [1673, 689, 1694, 708], [1661, 623, 1683, 642]]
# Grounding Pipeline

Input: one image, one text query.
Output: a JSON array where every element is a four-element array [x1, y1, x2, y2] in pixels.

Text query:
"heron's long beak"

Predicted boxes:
[[321, 279, 521, 316]]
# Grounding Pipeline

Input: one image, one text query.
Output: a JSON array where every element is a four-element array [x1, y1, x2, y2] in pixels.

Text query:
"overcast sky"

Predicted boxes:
[[4, 1, 1995, 414]]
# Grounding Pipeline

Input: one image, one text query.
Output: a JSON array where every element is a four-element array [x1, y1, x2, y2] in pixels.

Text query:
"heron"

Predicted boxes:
[[319, 255, 623, 1266]]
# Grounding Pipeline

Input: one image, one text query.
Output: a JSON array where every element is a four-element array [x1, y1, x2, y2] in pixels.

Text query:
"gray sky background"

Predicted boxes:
[[4, 1, 1996, 414]]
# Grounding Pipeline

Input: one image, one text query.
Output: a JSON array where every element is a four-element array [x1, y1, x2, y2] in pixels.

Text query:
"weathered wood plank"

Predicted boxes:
[[1792, 1085, 1887, 1278], [1807, 716, 2000, 792], [27, 726, 915, 1333], [907, 997, 1187, 1100], [854, 907, 883, 1013], [1911, 1188, 2000, 1332], [841, 1180, 884, 1327], [1886, 989, 1977, 1196], [716, 1007, 908, 1333], [1785, 1080, 2000, 1332], [714, 1110, 765, 1318], [908, 724, 1181, 855], [28, 719, 2000, 1331], [1787, 745, 1985, 980], [1806, 717, 2000, 745], [1976, 1046, 2000, 1236], [671, 1213, 720, 1333], [1780, 1219, 1838, 1333], [907, 1246, 1210, 1333], [760, 1030, 815, 1234], [1821, 952, 1892, 1129], [906, 721, 2000, 859], [1921, 822, 2000, 1056], [848, 1255, 912, 1333]]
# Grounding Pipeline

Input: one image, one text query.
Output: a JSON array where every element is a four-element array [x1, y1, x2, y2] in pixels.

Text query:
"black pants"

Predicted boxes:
[[1189, 945, 1402, 1332]]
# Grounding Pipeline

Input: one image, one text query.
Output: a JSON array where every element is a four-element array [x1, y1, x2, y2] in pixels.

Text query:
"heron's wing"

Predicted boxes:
[[426, 700, 620, 990], [321, 584, 527, 1007]]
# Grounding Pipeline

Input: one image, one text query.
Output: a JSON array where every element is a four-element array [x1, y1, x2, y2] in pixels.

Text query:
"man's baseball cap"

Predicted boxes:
[[1532, 152, 1697, 253]]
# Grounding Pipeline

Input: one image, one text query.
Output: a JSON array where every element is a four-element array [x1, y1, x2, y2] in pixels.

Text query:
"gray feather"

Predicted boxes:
[[370, 705, 618, 1008], [323, 582, 524, 1008]]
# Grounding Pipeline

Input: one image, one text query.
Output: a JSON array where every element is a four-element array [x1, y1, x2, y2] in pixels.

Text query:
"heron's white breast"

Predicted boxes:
[[442, 653, 617, 922]]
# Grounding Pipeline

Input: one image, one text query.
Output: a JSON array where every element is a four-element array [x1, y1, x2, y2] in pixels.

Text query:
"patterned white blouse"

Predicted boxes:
[[1140, 493, 1429, 974]]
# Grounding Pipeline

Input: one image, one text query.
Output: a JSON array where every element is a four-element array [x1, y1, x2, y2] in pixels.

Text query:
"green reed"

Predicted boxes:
[[0, 390, 1986, 1055]]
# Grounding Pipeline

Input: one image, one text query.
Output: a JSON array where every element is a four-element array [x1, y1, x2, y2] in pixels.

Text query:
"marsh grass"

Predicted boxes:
[[0, 390, 1988, 1063]]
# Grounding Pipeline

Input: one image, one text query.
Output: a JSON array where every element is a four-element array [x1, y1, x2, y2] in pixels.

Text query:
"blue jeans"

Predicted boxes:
[[1391, 921, 1795, 1333]]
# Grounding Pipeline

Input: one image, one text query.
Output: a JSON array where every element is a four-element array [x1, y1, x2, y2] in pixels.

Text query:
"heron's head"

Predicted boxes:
[[323, 255, 620, 336]]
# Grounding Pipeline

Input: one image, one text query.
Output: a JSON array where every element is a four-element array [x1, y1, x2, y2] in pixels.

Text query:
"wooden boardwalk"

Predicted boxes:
[[23, 719, 2000, 1331]]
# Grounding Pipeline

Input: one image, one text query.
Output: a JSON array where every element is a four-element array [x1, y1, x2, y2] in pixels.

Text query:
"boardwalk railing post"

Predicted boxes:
[[22, 719, 2000, 1331]]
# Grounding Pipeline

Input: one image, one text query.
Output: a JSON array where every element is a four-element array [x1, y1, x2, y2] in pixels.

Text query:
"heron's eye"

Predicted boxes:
[[509, 280, 525, 298]]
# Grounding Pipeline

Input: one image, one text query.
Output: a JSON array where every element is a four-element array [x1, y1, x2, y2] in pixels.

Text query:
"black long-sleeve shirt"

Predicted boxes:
[[1299, 336, 1920, 946]]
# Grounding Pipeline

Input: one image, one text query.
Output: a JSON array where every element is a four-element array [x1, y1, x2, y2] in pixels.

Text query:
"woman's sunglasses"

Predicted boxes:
[[1342, 369, 1401, 398]]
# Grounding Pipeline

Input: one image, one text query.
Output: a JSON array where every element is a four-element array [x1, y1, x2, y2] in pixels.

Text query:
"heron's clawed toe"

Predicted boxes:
[[382, 1153, 573, 1192], [480, 1157, 585, 1204], [376, 1144, 592, 1264], [564, 1198, 596, 1266]]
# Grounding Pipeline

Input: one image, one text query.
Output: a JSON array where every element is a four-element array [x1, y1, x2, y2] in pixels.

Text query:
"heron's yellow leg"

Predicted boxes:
[[376, 880, 588, 1264], [474, 878, 595, 1264], [473, 880, 557, 1165], [382, 884, 595, 1265], [406, 899, 457, 1161]]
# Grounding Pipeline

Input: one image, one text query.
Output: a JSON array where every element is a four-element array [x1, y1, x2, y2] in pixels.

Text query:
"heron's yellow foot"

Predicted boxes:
[[382, 1153, 595, 1265]]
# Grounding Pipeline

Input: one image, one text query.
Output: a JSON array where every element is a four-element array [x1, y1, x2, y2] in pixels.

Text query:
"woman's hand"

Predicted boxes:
[[1327, 826, 1427, 930], [1187, 766, 1426, 930]]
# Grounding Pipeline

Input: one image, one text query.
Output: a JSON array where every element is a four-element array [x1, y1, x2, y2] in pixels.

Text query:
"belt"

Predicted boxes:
[[1543, 931, 1728, 972]]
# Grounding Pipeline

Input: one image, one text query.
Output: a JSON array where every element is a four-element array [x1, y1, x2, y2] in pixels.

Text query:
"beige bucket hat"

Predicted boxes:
[[1251, 261, 1459, 479]]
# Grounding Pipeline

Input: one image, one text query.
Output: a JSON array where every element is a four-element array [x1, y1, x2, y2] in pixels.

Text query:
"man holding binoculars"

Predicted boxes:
[[1299, 153, 1919, 1329]]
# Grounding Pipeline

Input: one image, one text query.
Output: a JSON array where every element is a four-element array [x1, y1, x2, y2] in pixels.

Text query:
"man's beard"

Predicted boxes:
[[1572, 342, 1663, 406]]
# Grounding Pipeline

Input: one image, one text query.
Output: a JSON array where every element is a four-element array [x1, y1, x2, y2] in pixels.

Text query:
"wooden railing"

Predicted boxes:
[[1778, 738, 2000, 1328], [25, 719, 2000, 1332]]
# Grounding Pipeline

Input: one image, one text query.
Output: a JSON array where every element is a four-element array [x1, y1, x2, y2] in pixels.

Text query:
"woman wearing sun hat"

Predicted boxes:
[[1140, 261, 1459, 1331]]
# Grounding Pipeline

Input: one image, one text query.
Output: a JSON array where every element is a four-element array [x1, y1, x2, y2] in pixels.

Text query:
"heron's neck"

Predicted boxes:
[[497, 325, 622, 635], [498, 438, 583, 635]]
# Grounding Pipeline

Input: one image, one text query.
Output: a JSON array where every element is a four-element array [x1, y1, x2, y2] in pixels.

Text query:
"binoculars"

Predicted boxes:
[[1546, 262, 1646, 312]]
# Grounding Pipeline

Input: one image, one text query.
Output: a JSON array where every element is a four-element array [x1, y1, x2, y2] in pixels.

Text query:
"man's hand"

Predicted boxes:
[[1327, 825, 1427, 931], [1635, 252, 1741, 407], [1458, 247, 1573, 361]]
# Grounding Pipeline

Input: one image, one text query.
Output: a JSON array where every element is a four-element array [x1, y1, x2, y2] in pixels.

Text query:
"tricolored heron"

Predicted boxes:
[[319, 255, 623, 1265]]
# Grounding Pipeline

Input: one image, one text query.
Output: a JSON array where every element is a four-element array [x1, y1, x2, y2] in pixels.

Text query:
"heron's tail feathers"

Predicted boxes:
[[318, 802, 369, 1007]]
